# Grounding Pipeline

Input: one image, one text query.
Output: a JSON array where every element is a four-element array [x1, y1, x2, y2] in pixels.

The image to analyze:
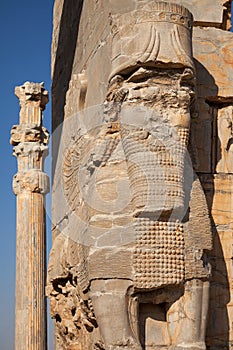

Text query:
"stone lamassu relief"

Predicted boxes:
[[47, 3, 212, 350]]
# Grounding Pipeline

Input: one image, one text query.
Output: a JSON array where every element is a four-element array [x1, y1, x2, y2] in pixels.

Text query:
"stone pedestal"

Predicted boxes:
[[11, 82, 49, 350]]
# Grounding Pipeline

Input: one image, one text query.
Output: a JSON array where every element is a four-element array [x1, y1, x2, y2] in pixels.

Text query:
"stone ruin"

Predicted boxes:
[[46, 1, 233, 349], [11, 82, 49, 350]]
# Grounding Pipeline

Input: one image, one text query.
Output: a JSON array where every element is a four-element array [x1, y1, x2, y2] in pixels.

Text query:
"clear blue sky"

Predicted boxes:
[[0, 1, 53, 349]]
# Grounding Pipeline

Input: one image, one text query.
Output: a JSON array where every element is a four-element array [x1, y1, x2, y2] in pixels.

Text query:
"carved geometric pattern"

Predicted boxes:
[[133, 218, 185, 289], [177, 127, 189, 147], [143, 2, 193, 28]]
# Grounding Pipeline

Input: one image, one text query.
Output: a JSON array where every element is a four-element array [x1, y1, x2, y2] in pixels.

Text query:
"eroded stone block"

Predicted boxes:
[[193, 27, 233, 98]]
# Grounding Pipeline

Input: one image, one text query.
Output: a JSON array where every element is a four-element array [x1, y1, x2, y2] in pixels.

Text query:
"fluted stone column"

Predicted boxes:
[[11, 82, 49, 350]]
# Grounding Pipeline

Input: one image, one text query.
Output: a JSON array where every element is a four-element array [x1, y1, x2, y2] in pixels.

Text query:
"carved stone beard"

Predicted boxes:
[[108, 67, 195, 221], [104, 67, 195, 290]]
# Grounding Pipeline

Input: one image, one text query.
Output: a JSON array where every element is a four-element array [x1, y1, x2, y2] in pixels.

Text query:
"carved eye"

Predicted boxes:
[[228, 121, 232, 129], [180, 16, 185, 24]]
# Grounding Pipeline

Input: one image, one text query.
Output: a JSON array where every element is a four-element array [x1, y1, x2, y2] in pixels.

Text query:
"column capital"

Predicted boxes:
[[11, 81, 50, 162], [10, 124, 49, 146], [12, 142, 49, 158], [12, 170, 50, 195], [15, 81, 49, 111]]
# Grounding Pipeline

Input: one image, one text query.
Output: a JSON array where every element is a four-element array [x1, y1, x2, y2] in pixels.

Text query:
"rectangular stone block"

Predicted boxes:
[[213, 231, 233, 260], [200, 174, 233, 228], [193, 27, 233, 98], [88, 248, 133, 280], [212, 175, 233, 227], [168, 0, 230, 25], [191, 118, 212, 173], [110, 0, 136, 14]]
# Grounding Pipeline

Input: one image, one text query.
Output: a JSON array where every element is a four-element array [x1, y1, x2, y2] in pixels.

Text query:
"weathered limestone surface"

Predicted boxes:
[[159, 0, 231, 26], [48, 0, 233, 349], [11, 82, 49, 350], [193, 27, 233, 98]]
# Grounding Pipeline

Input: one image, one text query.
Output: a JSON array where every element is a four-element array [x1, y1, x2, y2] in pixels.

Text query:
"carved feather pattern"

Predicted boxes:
[[63, 133, 120, 215]]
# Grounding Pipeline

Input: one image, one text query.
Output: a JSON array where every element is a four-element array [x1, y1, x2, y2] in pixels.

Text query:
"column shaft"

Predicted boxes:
[[11, 82, 49, 350]]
